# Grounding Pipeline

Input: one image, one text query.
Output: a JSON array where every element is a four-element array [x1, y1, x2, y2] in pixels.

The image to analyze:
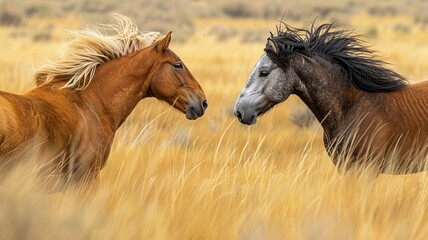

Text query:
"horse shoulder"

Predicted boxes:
[[59, 92, 117, 176], [325, 93, 394, 167], [23, 87, 109, 182]]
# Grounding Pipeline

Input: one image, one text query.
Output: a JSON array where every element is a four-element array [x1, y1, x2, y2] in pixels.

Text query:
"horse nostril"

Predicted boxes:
[[235, 110, 242, 120], [202, 100, 208, 110]]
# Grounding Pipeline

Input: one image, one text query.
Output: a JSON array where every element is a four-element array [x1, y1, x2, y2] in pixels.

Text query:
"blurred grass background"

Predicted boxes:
[[1, 0, 428, 239]]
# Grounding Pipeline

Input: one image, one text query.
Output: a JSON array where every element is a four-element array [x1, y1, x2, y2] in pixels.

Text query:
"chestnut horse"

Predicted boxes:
[[0, 15, 207, 189], [234, 22, 428, 174]]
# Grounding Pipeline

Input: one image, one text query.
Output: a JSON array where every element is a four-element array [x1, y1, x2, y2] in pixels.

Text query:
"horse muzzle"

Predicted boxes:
[[234, 104, 257, 125], [186, 99, 208, 120]]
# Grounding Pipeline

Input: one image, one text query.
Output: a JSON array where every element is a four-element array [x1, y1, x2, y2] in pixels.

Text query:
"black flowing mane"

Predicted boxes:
[[265, 21, 408, 92]]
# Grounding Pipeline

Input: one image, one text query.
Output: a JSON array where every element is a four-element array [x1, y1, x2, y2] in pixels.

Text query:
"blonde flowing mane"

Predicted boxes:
[[34, 14, 164, 90]]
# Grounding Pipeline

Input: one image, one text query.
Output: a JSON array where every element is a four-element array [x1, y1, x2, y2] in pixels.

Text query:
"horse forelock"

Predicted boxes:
[[33, 14, 164, 90], [266, 20, 408, 92]]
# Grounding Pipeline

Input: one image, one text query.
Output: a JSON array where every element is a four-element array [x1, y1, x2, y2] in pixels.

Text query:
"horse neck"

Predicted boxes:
[[292, 55, 365, 135], [83, 49, 154, 130]]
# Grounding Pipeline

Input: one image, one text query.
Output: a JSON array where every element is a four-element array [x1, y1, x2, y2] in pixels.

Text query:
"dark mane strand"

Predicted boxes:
[[265, 21, 408, 92]]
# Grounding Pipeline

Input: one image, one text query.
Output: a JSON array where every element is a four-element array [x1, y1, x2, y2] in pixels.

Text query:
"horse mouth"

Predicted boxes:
[[169, 94, 207, 120], [185, 110, 200, 120], [235, 96, 277, 125], [237, 113, 257, 125], [185, 101, 206, 120]]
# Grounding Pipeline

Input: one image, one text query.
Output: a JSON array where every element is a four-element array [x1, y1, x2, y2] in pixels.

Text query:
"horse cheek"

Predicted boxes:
[[151, 77, 175, 99]]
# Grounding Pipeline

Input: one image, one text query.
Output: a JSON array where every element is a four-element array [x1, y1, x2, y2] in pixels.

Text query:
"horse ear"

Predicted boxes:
[[267, 39, 278, 54], [157, 31, 172, 52]]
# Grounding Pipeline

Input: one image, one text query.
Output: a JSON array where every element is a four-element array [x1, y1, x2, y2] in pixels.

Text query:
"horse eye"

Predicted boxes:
[[259, 70, 270, 77], [173, 62, 184, 71]]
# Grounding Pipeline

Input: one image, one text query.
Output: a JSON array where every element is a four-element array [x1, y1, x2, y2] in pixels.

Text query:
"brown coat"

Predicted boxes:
[[0, 32, 206, 189]]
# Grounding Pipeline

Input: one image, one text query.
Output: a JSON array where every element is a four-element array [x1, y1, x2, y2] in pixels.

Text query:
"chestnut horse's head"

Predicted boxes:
[[33, 15, 207, 120], [146, 32, 207, 120]]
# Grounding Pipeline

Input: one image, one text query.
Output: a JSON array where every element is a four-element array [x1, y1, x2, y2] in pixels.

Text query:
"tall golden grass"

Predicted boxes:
[[1, 14, 428, 239]]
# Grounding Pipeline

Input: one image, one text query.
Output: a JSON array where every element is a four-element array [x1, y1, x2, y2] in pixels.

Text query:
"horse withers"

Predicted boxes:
[[234, 22, 428, 174], [0, 15, 207, 190]]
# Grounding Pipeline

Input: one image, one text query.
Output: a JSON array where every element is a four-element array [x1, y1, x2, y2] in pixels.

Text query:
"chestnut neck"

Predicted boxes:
[[82, 49, 156, 130]]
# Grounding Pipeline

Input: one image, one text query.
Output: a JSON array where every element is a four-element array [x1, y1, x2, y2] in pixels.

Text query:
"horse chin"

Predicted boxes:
[[239, 117, 257, 125], [185, 105, 204, 120], [171, 104, 200, 120], [185, 111, 199, 120]]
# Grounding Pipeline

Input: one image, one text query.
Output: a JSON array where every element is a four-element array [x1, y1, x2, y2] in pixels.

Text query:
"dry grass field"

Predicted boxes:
[[1, 5, 428, 240]]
